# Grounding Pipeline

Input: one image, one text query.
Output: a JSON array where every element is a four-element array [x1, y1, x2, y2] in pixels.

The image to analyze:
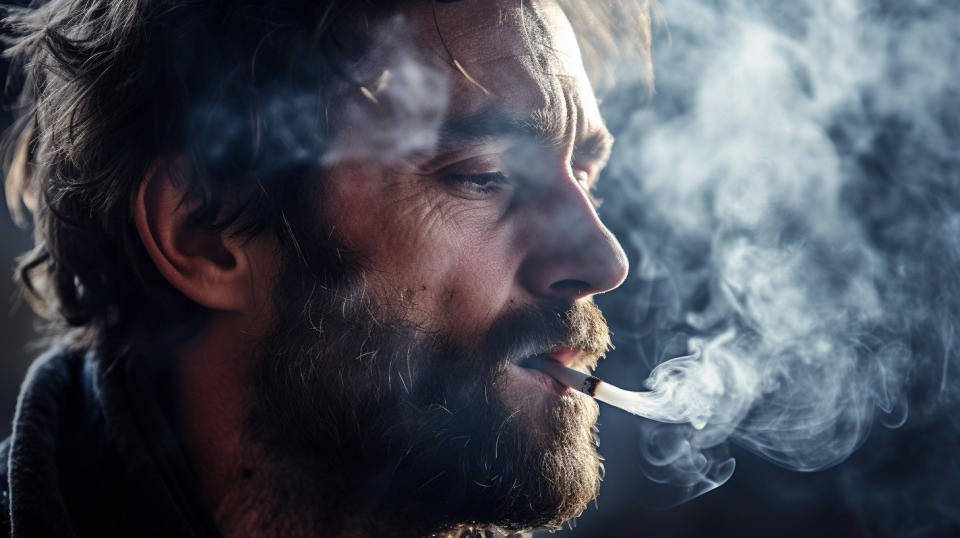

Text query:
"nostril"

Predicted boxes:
[[549, 279, 591, 296]]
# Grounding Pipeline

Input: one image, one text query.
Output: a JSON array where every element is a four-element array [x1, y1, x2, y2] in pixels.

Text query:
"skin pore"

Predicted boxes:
[[134, 0, 628, 536]]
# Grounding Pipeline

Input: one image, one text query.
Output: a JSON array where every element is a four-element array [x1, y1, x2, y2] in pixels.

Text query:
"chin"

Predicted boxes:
[[481, 364, 604, 529], [500, 363, 600, 435]]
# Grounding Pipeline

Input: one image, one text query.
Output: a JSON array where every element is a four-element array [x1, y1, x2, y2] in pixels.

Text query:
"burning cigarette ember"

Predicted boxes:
[[520, 355, 712, 430]]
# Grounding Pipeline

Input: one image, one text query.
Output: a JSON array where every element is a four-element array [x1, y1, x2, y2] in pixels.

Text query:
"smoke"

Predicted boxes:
[[186, 14, 447, 177], [596, 0, 960, 527], [177, 2, 960, 533], [323, 15, 449, 165]]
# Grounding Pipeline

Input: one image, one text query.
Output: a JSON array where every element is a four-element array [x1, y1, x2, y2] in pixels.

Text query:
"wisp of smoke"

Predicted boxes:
[[593, 0, 960, 526]]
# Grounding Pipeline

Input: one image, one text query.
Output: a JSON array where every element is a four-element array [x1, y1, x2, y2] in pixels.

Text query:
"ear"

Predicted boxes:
[[133, 159, 256, 313]]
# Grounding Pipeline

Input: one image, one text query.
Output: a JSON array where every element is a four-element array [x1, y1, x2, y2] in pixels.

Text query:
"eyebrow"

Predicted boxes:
[[435, 109, 537, 151], [434, 108, 615, 166]]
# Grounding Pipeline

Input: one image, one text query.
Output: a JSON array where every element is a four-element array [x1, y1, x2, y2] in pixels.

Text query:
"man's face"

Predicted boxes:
[[325, 0, 628, 409], [248, 0, 628, 533]]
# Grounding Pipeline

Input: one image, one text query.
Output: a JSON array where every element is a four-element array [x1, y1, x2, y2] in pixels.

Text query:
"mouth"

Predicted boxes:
[[513, 358, 567, 396], [514, 348, 585, 397]]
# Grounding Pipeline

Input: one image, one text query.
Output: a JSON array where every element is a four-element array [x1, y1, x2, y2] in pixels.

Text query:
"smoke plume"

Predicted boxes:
[[594, 0, 960, 532]]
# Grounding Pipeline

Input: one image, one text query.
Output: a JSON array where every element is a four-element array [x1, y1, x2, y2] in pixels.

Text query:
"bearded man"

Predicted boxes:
[[0, 0, 650, 536]]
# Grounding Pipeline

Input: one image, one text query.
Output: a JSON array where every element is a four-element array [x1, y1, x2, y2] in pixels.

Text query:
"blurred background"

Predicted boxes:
[[2, 0, 959, 537]]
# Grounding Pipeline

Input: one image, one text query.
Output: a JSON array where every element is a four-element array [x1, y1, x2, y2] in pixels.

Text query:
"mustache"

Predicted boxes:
[[481, 300, 613, 371]]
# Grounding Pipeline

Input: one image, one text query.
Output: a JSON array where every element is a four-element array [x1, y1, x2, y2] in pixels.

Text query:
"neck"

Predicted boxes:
[[176, 312, 264, 535]]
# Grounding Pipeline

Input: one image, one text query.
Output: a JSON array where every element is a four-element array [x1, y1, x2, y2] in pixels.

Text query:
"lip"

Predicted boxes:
[[547, 347, 580, 368], [513, 346, 587, 396], [511, 362, 568, 396]]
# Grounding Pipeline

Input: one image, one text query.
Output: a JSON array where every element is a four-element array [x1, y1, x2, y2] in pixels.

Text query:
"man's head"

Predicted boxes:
[[4, 0, 650, 534]]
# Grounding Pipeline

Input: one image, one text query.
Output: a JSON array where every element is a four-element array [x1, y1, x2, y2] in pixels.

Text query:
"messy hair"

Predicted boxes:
[[2, 0, 650, 351]]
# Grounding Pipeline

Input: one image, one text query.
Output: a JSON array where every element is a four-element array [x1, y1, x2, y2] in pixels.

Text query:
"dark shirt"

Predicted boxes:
[[0, 347, 218, 537]]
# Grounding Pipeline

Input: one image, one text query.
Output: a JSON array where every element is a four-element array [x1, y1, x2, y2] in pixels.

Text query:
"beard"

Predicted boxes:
[[245, 235, 610, 535]]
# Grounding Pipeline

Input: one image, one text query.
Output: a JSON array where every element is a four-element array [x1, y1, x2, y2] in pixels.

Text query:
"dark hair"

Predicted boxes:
[[2, 0, 651, 351], [2, 0, 394, 351]]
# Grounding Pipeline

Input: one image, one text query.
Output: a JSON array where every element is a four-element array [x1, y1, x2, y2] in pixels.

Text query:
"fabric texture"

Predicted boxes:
[[0, 347, 218, 537]]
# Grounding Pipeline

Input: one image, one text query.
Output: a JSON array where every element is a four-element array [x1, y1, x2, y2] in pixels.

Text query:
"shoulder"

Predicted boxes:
[[2, 346, 86, 538]]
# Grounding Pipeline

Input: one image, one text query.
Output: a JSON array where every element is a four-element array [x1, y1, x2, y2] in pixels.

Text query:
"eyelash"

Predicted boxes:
[[447, 171, 509, 194], [444, 169, 602, 208]]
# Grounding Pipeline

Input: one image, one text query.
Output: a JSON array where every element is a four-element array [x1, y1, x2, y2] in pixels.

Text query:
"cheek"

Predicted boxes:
[[423, 238, 516, 334], [388, 213, 519, 338], [322, 163, 522, 337]]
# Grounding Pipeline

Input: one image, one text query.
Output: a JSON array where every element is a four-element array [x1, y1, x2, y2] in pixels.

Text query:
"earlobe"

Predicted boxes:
[[133, 159, 253, 313]]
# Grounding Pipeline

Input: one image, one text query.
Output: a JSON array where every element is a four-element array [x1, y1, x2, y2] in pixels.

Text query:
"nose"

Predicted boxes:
[[517, 174, 629, 302]]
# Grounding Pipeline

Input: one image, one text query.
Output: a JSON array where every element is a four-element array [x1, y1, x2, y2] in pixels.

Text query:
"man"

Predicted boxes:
[[0, 0, 650, 536]]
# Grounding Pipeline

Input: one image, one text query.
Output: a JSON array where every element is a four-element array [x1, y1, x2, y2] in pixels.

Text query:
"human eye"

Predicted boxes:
[[437, 155, 510, 199], [446, 171, 509, 195]]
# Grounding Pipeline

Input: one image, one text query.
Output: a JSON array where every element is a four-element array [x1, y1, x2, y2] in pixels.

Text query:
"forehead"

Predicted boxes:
[[399, 0, 602, 135]]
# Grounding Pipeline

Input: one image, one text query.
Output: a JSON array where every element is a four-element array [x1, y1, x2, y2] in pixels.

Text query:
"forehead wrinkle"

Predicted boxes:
[[428, 4, 544, 61], [455, 42, 575, 80], [432, 20, 516, 58], [430, 0, 572, 71], [412, 0, 604, 162], [430, 77, 596, 159]]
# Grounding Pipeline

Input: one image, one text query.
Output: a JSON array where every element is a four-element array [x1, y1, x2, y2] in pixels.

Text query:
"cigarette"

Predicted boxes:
[[520, 355, 706, 428], [521, 355, 603, 396]]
